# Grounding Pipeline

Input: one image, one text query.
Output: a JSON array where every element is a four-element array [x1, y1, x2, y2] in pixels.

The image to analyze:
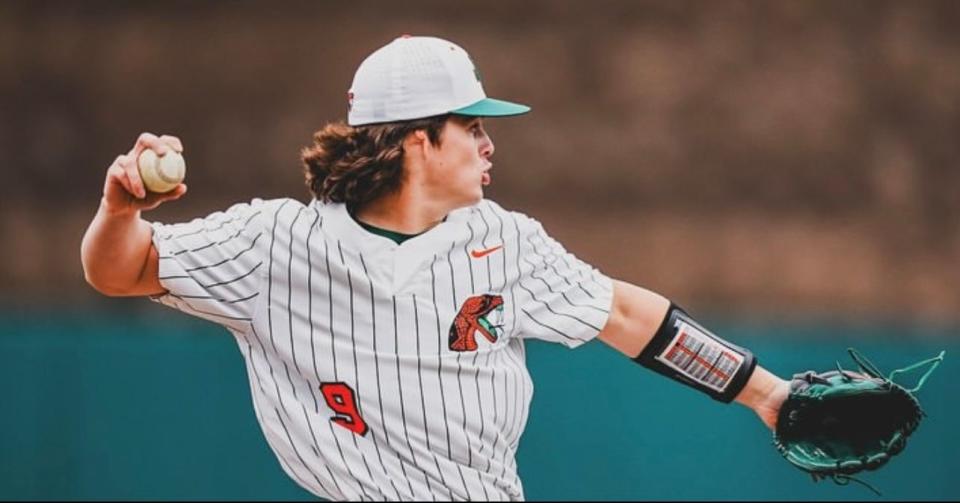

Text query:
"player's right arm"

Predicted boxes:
[[80, 133, 187, 297]]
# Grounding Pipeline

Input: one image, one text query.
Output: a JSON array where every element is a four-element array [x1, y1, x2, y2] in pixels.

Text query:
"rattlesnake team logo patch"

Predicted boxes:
[[448, 294, 505, 352]]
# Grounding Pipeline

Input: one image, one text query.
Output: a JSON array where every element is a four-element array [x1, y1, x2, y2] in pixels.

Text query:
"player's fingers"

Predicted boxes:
[[129, 132, 170, 157], [105, 157, 134, 196], [156, 183, 187, 202], [118, 152, 147, 199], [139, 183, 187, 211], [166, 183, 187, 201], [159, 135, 183, 153]]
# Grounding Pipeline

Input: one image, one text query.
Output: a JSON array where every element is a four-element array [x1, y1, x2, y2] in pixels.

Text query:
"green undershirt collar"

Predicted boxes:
[[354, 219, 422, 245]]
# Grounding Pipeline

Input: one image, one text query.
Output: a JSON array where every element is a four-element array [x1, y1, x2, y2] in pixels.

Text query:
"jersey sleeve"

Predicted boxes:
[[512, 214, 614, 348], [148, 198, 275, 331]]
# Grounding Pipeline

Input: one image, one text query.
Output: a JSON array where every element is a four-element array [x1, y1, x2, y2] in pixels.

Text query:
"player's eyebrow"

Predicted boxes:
[[456, 115, 480, 127]]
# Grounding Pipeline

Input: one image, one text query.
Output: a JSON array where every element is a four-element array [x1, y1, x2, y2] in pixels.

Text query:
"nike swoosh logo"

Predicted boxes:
[[470, 245, 503, 259]]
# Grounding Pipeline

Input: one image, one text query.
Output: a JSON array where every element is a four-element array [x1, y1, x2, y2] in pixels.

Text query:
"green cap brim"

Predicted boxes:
[[451, 98, 531, 117]]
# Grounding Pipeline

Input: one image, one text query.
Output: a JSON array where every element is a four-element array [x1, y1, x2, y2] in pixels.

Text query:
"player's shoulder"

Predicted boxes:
[[202, 196, 304, 225], [473, 199, 543, 235], [206, 197, 315, 231], [150, 197, 312, 246]]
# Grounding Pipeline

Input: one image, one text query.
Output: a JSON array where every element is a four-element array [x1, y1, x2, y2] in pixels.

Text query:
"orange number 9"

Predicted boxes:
[[320, 382, 369, 436]]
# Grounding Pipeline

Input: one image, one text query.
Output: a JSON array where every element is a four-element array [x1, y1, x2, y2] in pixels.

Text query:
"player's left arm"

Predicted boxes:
[[598, 280, 789, 430]]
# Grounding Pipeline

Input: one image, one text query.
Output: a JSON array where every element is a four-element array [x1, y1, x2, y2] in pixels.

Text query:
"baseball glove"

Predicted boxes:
[[773, 348, 945, 495]]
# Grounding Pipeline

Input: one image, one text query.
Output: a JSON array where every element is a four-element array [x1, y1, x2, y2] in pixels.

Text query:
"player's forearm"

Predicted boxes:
[[80, 199, 157, 296], [599, 280, 789, 428]]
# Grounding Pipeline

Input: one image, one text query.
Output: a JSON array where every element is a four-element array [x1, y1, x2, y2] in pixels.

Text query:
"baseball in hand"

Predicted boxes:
[[137, 149, 186, 193]]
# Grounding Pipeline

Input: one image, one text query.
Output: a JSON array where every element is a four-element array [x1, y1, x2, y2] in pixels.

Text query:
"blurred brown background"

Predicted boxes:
[[2, 0, 958, 321]]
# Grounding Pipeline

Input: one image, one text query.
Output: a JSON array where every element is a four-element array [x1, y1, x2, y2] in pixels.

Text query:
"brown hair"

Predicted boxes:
[[301, 115, 449, 209]]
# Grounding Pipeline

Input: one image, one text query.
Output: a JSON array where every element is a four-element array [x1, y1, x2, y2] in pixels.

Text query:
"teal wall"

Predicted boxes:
[[1, 309, 957, 500]]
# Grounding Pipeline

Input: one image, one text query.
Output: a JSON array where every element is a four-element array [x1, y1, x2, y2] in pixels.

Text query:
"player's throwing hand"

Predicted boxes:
[[102, 132, 187, 214]]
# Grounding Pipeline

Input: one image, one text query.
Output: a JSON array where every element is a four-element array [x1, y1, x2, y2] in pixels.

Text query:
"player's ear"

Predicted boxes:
[[404, 130, 431, 156], [412, 129, 430, 145], [402, 131, 428, 176]]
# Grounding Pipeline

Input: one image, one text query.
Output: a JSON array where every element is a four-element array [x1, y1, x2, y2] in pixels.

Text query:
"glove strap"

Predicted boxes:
[[830, 474, 882, 497], [886, 350, 946, 393], [847, 347, 946, 393]]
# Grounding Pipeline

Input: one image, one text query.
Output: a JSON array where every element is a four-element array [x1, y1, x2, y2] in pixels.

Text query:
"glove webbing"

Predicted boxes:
[[811, 347, 946, 496]]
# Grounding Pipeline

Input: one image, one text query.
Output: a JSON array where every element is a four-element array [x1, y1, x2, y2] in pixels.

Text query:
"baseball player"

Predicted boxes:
[[81, 35, 790, 501]]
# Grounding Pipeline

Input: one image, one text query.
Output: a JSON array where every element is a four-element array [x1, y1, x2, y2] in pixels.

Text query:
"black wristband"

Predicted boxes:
[[633, 303, 758, 403]]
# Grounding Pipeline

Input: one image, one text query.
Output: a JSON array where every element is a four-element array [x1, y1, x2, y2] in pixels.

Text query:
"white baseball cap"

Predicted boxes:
[[347, 35, 531, 126]]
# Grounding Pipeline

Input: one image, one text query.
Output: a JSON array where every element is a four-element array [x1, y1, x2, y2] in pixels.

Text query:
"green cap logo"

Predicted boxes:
[[467, 55, 482, 83]]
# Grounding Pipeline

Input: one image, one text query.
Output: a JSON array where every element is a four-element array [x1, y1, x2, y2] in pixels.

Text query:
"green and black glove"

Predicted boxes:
[[773, 348, 945, 495]]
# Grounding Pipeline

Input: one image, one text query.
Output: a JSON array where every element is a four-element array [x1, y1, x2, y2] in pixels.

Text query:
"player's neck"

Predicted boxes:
[[353, 188, 450, 236]]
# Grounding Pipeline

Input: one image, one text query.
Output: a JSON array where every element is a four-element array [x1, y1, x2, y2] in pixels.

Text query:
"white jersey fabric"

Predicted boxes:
[[149, 198, 614, 501]]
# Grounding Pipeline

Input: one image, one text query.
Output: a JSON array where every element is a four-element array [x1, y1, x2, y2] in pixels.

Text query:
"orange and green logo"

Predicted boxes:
[[467, 55, 482, 83], [448, 294, 504, 352]]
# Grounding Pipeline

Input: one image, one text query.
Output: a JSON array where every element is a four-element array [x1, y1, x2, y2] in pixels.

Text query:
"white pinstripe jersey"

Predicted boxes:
[[149, 198, 614, 501]]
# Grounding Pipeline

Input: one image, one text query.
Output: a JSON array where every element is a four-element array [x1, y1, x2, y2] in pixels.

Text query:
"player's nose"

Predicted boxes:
[[479, 133, 494, 159]]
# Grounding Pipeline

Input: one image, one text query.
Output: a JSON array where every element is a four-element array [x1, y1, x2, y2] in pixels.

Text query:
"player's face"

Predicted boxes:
[[422, 116, 495, 208]]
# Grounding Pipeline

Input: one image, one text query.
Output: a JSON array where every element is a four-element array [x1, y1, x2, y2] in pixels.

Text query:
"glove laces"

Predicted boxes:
[[822, 347, 946, 497]]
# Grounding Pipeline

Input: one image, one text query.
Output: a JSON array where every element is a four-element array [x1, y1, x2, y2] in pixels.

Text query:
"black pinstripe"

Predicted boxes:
[[241, 332, 332, 496], [504, 212, 528, 463], [426, 261, 463, 500], [262, 203, 346, 494], [507, 213, 537, 490], [433, 256, 479, 498], [306, 213, 322, 414], [474, 206, 502, 476], [445, 242, 479, 500], [511, 217, 603, 335], [247, 320, 340, 497], [487, 204, 520, 482], [460, 221, 492, 501], [530, 230, 604, 300], [323, 236, 372, 500], [414, 293, 459, 500], [162, 210, 263, 257], [393, 296, 438, 501], [522, 259, 607, 314], [536, 228, 603, 299], [300, 212, 349, 497], [182, 233, 262, 272], [358, 284, 416, 499], [300, 404, 344, 497], [475, 207, 495, 291], [477, 204, 512, 483], [275, 407, 334, 495], [283, 212, 341, 489], [168, 297, 252, 322], [523, 233, 608, 314], [167, 291, 259, 304], [286, 207, 307, 375], [356, 252, 404, 500], [335, 240, 384, 499], [265, 200, 292, 352], [516, 280, 602, 333], [519, 308, 577, 342], [160, 211, 246, 241], [445, 242, 472, 469], [157, 261, 262, 286]]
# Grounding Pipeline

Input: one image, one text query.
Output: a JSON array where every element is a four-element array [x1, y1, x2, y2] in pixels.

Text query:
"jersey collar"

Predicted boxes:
[[313, 200, 475, 257]]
